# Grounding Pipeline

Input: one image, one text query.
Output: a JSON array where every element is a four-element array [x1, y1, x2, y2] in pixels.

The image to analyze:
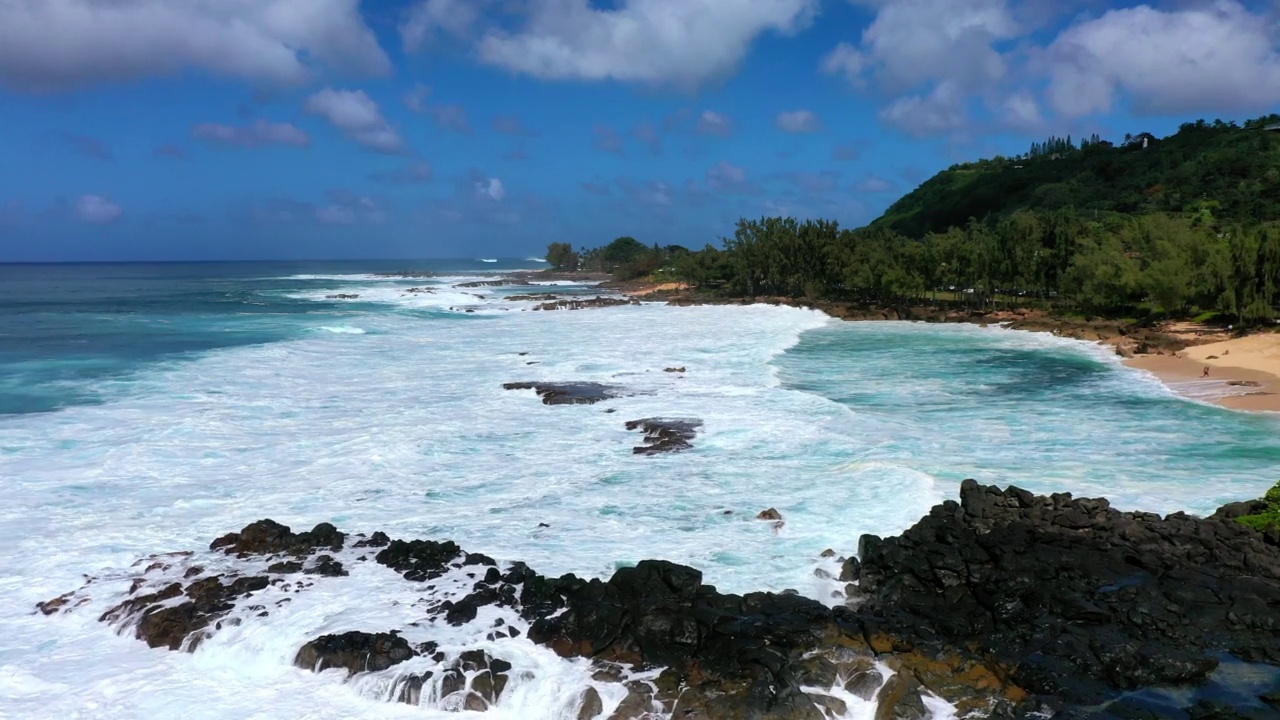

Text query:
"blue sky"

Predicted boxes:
[[2, 0, 1279, 262]]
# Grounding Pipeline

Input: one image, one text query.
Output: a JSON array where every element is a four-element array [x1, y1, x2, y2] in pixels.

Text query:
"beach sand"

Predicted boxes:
[[1125, 333, 1280, 412]]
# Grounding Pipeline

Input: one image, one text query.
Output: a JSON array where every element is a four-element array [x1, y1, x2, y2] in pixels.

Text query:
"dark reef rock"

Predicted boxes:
[[853, 479, 1280, 709], [295, 631, 416, 675], [43, 480, 1280, 718], [456, 280, 517, 288], [375, 539, 465, 581], [624, 417, 702, 455], [100, 574, 272, 650], [507, 293, 561, 302], [210, 520, 345, 557], [532, 296, 638, 311], [325, 293, 360, 300], [502, 381, 627, 405]]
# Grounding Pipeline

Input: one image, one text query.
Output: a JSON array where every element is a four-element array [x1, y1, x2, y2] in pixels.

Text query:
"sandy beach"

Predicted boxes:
[[1124, 333, 1280, 412]]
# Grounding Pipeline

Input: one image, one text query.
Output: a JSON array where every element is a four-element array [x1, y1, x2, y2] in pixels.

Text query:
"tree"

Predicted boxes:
[[545, 242, 579, 271]]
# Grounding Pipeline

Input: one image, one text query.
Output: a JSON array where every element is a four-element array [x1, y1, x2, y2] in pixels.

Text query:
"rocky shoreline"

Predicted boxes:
[[39, 481, 1280, 719]]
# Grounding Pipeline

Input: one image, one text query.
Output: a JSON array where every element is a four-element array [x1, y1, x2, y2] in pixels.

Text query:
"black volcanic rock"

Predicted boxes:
[[502, 381, 626, 405], [295, 631, 416, 675], [624, 417, 702, 455], [45, 480, 1280, 719], [210, 520, 345, 557], [531, 296, 638, 311], [375, 539, 465, 581], [853, 479, 1280, 707]]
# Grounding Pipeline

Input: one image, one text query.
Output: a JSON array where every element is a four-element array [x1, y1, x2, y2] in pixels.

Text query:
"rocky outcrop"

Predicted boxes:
[[457, 280, 518, 288], [502, 381, 628, 405], [624, 417, 702, 455], [325, 293, 360, 300], [40, 482, 1280, 718], [853, 479, 1280, 713], [295, 631, 416, 675], [210, 520, 345, 557], [532, 296, 639, 311]]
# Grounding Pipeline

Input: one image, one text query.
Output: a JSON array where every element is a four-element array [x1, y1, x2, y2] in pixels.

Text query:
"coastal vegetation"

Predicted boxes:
[[1238, 481, 1280, 532], [559, 114, 1280, 326]]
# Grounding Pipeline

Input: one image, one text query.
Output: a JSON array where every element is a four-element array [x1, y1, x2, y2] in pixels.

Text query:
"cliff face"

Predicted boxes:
[[40, 481, 1280, 719]]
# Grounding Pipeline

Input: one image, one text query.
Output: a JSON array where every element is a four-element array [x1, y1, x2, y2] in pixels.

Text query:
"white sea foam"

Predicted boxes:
[[3, 302, 1278, 719], [313, 325, 368, 334]]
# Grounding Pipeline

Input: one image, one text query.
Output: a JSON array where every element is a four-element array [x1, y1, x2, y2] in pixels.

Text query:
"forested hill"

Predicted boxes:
[[875, 115, 1280, 238]]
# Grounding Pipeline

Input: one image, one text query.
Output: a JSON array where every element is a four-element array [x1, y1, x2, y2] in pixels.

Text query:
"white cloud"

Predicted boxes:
[[1045, 1, 1280, 117], [825, 0, 1021, 136], [696, 110, 734, 136], [706, 161, 759, 194], [1001, 92, 1043, 131], [192, 120, 311, 148], [777, 109, 821, 133], [75, 194, 122, 224], [879, 81, 966, 136], [820, 42, 867, 86], [475, 0, 819, 86], [0, 0, 389, 92], [850, 0, 1018, 91], [401, 0, 490, 52], [304, 88, 406, 153], [476, 178, 506, 201]]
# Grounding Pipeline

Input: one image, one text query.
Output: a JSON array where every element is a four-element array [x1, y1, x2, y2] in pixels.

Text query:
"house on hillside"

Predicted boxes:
[[1264, 122, 1280, 132]]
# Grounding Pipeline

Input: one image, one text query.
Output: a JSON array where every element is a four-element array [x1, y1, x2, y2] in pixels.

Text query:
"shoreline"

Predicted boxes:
[[607, 281, 1280, 413]]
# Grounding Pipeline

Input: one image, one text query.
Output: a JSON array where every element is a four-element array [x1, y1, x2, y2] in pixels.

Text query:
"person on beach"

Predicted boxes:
[[1203, 366, 1210, 378]]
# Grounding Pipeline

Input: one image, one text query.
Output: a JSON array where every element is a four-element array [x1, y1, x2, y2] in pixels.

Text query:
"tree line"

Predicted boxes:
[[669, 210, 1280, 324]]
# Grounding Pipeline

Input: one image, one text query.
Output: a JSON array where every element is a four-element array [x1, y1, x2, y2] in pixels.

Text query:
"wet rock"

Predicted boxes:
[[110, 574, 271, 650], [532, 296, 638, 311], [839, 556, 860, 582], [624, 417, 703, 455], [503, 381, 627, 405], [304, 555, 347, 577], [325, 293, 359, 300], [508, 293, 562, 301], [295, 631, 416, 675], [757, 508, 783, 521], [577, 686, 604, 719], [457, 280, 517, 288], [375, 539, 463, 581], [664, 367, 686, 373], [856, 479, 1280, 711], [209, 520, 345, 558], [353, 531, 390, 548]]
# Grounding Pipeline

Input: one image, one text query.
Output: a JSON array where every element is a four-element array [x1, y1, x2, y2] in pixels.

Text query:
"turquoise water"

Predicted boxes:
[[0, 260, 540, 414], [0, 262, 1277, 719], [776, 321, 1280, 510]]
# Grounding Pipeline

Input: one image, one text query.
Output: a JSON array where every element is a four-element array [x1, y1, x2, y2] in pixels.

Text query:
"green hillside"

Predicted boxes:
[[875, 115, 1280, 238]]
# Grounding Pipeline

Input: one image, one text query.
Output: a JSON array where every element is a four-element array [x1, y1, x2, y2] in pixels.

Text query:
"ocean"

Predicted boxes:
[[1, 261, 1278, 719]]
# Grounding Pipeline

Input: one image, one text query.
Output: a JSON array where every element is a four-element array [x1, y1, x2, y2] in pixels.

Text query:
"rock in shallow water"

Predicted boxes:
[[502, 381, 628, 405], [624, 417, 702, 455], [295, 631, 416, 675]]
